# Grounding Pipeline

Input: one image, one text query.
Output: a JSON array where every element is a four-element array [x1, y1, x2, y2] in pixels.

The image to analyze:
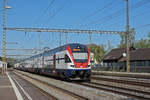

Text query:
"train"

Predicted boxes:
[[15, 43, 91, 81]]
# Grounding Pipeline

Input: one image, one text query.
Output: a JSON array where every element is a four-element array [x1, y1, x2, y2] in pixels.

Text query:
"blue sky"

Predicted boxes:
[[0, 0, 150, 57]]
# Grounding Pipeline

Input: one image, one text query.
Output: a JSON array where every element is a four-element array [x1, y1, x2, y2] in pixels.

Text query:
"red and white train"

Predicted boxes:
[[15, 43, 91, 81]]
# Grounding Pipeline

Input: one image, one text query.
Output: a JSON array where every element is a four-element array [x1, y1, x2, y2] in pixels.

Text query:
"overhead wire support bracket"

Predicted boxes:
[[65, 32, 68, 44], [5, 27, 126, 35], [0, 49, 42, 51], [6, 55, 34, 57], [89, 32, 92, 44]]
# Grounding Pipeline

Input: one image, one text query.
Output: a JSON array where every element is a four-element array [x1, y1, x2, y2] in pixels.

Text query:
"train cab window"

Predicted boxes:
[[65, 54, 71, 63]]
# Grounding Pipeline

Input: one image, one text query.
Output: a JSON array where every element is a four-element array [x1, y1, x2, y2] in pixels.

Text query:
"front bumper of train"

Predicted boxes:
[[65, 69, 91, 78]]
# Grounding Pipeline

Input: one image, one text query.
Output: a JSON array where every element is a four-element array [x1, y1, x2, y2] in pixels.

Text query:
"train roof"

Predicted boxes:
[[44, 43, 87, 52], [22, 43, 87, 60]]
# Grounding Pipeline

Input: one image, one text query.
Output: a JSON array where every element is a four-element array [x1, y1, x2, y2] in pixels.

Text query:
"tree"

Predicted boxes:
[[148, 32, 150, 43], [134, 39, 149, 49], [118, 28, 136, 48], [134, 32, 150, 49], [89, 45, 106, 63]]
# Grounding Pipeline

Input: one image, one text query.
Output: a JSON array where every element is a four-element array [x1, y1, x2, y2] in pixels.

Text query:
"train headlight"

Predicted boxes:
[[71, 65, 75, 68]]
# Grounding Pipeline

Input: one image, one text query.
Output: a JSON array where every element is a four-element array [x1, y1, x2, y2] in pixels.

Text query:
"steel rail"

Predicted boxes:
[[11, 71, 58, 100], [92, 72, 150, 79], [14, 70, 89, 100], [76, 82, 150, 100], [91, 76, 150, 88]]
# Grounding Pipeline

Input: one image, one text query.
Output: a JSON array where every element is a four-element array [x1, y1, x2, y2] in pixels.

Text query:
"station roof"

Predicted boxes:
[[104, 48, 126, 61], [130, 48, 150, 61], [103, 48, 150, 62]]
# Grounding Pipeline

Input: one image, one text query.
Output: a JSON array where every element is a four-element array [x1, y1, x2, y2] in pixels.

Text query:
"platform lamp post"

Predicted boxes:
[[1, 0, 11, 75]]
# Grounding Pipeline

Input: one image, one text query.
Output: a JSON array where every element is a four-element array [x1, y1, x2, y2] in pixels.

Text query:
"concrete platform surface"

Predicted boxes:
[[0, 74, 17, 100]]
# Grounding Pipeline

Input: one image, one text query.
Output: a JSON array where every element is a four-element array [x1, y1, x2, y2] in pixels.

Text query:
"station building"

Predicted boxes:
[[0, 61, 7, 69], [103, 48, 150, 72]]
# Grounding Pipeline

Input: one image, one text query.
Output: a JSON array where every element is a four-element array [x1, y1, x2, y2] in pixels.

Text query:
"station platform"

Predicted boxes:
[[0, 73, 17, 100]]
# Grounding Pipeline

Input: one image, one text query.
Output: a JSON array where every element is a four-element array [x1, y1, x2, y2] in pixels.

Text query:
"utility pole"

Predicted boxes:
[[89, 32, 92, 44], [59, 32, 61, 46], [126, 0, 130, 72], [38, 32, 41, 52], [65, 32, 68, 44], [1, 0, 7, 75]]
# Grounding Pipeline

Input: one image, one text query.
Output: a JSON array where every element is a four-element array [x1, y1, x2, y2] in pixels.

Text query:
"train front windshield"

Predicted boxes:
[[70, 44, 88, 63]]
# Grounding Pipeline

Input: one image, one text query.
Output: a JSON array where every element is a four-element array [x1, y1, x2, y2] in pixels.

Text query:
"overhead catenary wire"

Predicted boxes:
[[32, 0, 55, 26], [71, 0, 119, 29], [135, 24, 150, 29], [27, 0, 56, 48], [104, 0, 150, 25], [134, 9, 150, 18], [79, 0, 150, 28], [132, 0, 150, 9], [99, 1, 150, 30], [43, 0, 69, 26], [82, 0, 115, 21]]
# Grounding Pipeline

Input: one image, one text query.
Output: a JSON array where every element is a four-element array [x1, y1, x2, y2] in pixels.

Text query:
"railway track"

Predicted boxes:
[[12, 70, 150, 100], [84, 74, 150, 100], [12, 70, 89, 100], [92, 72, 150, 79], [74, 81, 150, 100], [91, 76, 150, 88], [10, 72, 58, 100], [88, 75, 150, 100]]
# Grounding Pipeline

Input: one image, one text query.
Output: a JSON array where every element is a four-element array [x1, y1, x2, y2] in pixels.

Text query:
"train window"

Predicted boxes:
[[70, 44, 88, 53], [65, 54, 71, 63], [57, 57, 59, 64]]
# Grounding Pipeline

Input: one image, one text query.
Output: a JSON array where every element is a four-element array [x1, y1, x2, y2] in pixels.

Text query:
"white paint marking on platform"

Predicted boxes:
[[6, 72, 24, 100], [10, 73, 33, 100], [0, 85, 12, 88]]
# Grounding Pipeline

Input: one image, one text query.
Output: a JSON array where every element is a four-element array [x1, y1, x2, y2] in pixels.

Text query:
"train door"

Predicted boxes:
[[53, 54, 56, 74], [42, 55, 44, 73]]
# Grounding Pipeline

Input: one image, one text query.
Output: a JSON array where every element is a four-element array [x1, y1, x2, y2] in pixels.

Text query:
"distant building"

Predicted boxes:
[[0, 61, 2, 68], [103, 48, 150, 72], [0, 61, 7, 69]]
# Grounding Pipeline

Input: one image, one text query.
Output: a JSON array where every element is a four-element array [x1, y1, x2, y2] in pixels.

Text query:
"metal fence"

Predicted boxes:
[[91, 64, 150, 73]]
